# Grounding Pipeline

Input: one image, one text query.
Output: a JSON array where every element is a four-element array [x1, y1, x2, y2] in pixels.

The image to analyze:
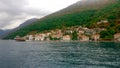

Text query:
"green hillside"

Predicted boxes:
[[5, 0, 120, 39]]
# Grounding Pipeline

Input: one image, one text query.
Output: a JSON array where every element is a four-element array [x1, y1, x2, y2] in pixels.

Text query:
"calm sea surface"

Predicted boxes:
[[0, 40, 120, 68]]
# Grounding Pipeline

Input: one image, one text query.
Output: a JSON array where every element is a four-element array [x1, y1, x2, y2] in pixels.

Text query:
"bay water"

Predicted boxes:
[[0, 40, 120, 68]]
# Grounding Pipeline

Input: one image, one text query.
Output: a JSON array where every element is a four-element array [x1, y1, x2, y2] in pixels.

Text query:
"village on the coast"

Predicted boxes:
[[15, 20, 120, 42]]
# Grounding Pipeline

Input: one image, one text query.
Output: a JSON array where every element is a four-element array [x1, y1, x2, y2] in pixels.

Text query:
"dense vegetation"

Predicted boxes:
[[5, 0, 120, 39]]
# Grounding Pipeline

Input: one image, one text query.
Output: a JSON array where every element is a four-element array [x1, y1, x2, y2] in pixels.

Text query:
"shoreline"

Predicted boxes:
[[1, 39, 120, 43], [16, 40, 120, 43]]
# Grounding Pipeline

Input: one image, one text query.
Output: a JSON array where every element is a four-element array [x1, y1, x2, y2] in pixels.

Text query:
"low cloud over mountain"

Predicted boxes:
[[0, 0, 50, 30]]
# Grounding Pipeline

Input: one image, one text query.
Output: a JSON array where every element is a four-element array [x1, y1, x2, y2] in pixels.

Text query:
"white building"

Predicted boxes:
[[26, 35, 34, 41], [79, 35, 89, 41], [62, 35, 71, 41], [35, 34, 46, 41]]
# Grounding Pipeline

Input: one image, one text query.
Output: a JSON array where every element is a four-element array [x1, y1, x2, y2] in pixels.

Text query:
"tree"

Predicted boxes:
[[72, 31, 78, 40], [100, 29, 115, 39], [115, 25, 120, 32]]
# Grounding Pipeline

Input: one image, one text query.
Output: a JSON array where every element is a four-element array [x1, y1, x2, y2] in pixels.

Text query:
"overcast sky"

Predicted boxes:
[[0, 0, 80, 30]]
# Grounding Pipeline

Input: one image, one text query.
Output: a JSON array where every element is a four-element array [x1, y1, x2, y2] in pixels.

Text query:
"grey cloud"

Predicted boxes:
[[24, 8, 50, 16], [0, 0, 50, 30]]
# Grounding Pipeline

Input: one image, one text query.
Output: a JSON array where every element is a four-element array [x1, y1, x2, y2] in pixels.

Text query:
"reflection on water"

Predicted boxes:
[[0, 40, 120, 68]]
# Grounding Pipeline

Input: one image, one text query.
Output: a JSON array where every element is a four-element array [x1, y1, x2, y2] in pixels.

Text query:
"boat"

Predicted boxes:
[[14, 36, 26, 41]]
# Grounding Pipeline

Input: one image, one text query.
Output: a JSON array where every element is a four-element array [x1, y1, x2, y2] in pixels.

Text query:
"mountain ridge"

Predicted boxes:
[[45, 0, 116, 17], [0, 18, 38, 39], [4, 0, 120, 39]]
